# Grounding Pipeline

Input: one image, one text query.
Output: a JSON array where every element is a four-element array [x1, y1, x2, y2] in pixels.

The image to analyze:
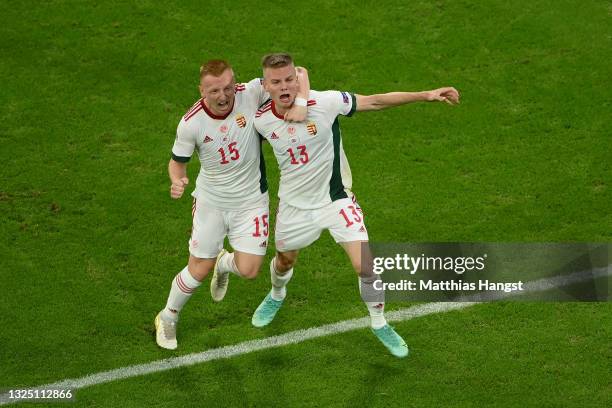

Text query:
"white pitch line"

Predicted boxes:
[[0, 266, 609, 406]]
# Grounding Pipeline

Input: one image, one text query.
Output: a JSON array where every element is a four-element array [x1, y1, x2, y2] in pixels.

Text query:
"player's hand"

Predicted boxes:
[[170, 177, 189, 199], [284, 105, 307, 122], [427, 87, 460, 105]]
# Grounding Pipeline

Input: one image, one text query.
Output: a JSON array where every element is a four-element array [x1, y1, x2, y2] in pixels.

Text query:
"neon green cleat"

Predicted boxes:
[[210, 249, 229, 302], [372, 325, 409, 358], [252, 292, 283, 327]]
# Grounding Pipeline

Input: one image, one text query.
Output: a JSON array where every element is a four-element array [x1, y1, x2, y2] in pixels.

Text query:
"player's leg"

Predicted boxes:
[[155, 256, 215, 350], [210, 204, 268, 301], [155, 201, 225, 350], [251, 250, 299, 327], [252, 202, 320, 327], [339, 240, 387, 327], [329, 198, 408, 358], [210, 251, 266, 302], [340, 240, 408, 358], [271, 249, 298, 298]]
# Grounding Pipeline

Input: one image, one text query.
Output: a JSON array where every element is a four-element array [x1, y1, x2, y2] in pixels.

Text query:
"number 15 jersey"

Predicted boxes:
[[254, 90, 357, 210], [171, 78, 268, 210]]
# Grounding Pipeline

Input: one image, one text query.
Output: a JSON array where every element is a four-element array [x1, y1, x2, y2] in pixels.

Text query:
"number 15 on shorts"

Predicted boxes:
[[252, 215, 269, 237]]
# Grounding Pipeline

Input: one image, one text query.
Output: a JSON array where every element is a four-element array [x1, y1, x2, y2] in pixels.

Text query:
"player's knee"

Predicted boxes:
[[188, 256, 214, 280], [238, 265, 260, 280], [275, 254, 296, 272]]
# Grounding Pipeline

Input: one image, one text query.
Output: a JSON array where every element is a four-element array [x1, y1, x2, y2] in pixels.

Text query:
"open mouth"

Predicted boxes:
[[217, 101, 229, 108], [279, 94, 291, 103]]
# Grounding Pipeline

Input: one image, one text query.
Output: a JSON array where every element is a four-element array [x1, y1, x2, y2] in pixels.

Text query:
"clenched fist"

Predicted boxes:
[[170, 177, 189, 199]]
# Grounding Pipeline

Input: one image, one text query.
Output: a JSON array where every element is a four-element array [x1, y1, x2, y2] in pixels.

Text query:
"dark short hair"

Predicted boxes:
[[261, 53, 293, 69]]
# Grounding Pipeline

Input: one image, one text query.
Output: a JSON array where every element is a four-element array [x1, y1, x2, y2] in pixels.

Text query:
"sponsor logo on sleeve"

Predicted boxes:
[[341, 92, 349, 104]]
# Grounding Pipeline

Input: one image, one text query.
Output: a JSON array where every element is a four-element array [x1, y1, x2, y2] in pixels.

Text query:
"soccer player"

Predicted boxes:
[[252, 53, 459, 358], [154, 59, 310, 350]]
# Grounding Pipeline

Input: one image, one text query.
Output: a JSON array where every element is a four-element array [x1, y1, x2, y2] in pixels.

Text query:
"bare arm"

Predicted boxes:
[[284, 66, 311, 122], [168, 159, 189, 199], [295, 66, 310, 99], [356, 87, 460, 112]]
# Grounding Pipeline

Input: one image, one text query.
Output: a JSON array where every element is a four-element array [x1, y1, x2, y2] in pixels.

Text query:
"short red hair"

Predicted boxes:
[[199, 59, 232, 80]]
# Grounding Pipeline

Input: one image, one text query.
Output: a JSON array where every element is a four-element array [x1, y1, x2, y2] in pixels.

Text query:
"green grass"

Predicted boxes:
[[1, 0, 611, 407]]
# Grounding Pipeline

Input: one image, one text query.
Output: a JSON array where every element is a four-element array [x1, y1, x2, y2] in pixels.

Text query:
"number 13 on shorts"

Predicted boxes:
[[339, 204, 363, 228]]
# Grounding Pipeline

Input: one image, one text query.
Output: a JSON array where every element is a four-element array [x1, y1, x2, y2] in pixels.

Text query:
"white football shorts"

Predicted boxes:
[[274, 197, 369, 252], [188, 198, 269, 259]]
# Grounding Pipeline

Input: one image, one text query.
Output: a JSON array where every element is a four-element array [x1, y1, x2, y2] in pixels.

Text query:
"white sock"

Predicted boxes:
[[217, 251, 241, 277], [359, 276, 387, 329], [270, 257, 293, 301], [163, 266, 202, 321]]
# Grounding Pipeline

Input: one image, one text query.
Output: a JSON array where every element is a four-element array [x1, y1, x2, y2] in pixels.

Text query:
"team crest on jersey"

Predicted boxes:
[[235, 114, 247, 128], [287, 126, 296, 135], [203, 135, 213, 143], [220, 124, 228, 133], [270, 132, 279, 140], [306, 122, 317, 136]]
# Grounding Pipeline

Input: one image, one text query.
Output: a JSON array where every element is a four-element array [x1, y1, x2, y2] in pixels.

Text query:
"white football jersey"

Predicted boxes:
[[254, 90, 356, 210], [171, 78, 269, 210]]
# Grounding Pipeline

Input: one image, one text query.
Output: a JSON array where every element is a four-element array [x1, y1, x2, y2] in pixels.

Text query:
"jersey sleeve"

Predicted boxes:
[[319, 90, 357, 119], [171, 119, 197, 162], [253, 116, 266, 140], [245, 77, 269, 106]]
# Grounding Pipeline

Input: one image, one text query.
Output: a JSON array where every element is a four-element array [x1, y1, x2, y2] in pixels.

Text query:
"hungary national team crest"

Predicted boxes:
[[307, 122, 317, 135], [235, 114, 246, 128]]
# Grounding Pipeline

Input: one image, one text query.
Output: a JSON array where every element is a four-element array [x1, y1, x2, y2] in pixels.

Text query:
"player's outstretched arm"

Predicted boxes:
[[168, 159, 189, 199], [355, 87, 460, 112], [284, 66, 310, 122]]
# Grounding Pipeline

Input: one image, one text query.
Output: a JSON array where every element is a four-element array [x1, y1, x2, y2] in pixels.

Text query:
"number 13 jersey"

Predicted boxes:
[[254, 90, 357, 210]]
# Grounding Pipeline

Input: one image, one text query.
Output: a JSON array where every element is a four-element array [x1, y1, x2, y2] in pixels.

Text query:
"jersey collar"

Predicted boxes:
[[271, 101, 286, 120], [201, 99, 234, 120]]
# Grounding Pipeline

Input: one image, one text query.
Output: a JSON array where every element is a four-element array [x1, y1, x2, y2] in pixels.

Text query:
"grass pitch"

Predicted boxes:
[[1, 1, 610, 407]]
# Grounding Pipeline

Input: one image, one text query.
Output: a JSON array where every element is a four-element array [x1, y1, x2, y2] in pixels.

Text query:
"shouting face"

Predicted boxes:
[[263, 63, 299, 112], [199, 68, 235, 116]]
